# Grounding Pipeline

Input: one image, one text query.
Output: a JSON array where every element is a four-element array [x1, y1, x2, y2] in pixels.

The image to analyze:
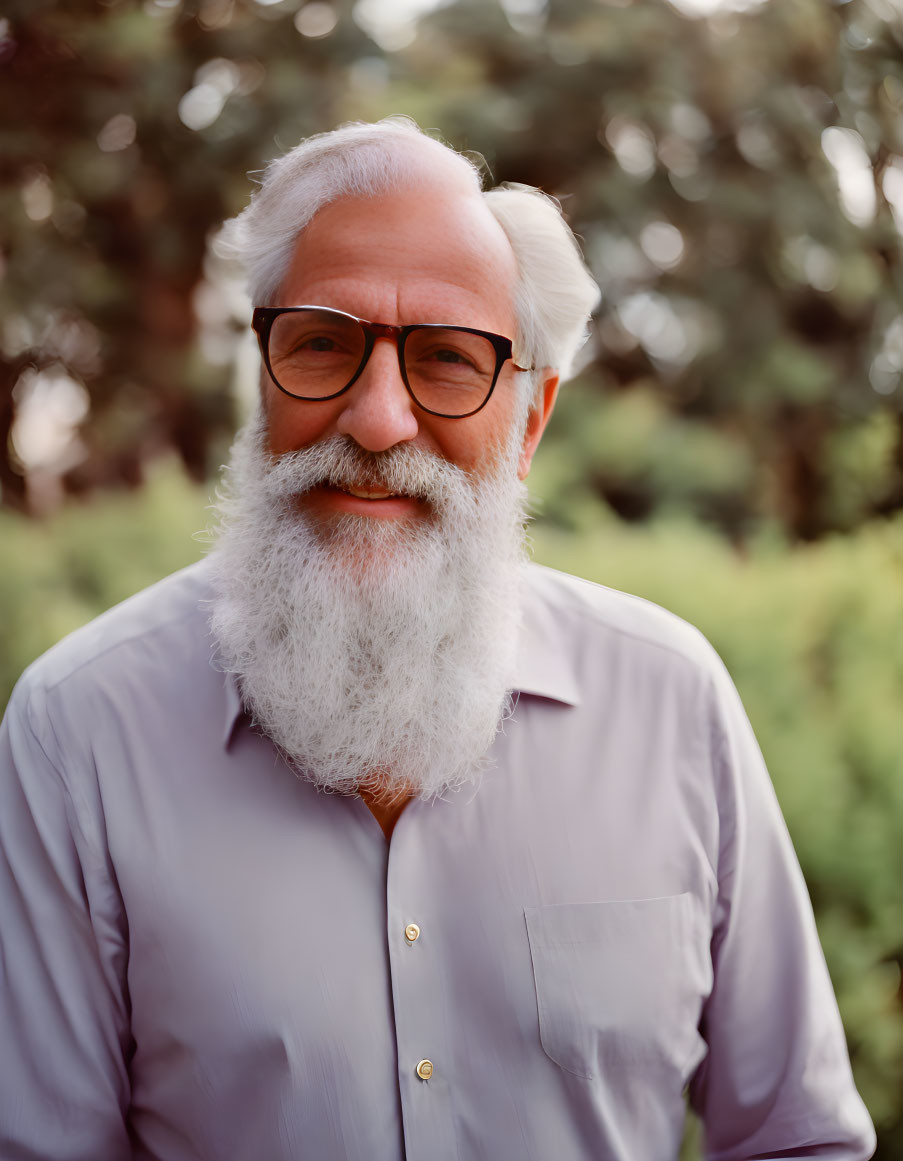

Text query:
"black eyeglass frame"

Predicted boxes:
[[251, 305, 531, 419]]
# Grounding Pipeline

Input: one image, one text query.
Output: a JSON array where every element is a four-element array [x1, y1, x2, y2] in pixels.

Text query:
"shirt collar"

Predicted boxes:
[[222, 672, 245, 747], [511, 566, 581, 707], [219, 565, 579, 746]]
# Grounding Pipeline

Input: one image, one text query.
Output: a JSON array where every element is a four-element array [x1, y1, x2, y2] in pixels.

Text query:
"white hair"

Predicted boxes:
[[218, 116, 600, 382]]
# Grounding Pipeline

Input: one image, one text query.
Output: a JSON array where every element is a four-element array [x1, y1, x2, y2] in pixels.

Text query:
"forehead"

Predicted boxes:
[[277, 183, 519, 336]]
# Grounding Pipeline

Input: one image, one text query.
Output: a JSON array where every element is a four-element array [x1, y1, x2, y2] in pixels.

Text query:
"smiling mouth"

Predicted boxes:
[[294, 481, 429, 522], [341, 485, 399, 500]]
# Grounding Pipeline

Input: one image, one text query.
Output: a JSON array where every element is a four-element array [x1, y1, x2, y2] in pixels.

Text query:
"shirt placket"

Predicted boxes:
[[385, 803, 458, 1161]]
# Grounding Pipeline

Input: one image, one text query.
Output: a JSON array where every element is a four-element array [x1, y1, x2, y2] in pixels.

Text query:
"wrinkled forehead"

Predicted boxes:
[[281, 179, 520, 334]]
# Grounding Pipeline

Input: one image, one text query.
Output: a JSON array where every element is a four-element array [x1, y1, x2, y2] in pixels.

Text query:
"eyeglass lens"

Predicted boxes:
[[266, 309, 499, 416]]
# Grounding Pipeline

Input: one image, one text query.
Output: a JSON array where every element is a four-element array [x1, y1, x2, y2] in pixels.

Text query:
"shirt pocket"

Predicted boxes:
[[524, 895, 708, 1080]]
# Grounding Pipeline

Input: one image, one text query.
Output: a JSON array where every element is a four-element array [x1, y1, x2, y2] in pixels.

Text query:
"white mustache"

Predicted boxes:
[[258, 436, 467, 506]]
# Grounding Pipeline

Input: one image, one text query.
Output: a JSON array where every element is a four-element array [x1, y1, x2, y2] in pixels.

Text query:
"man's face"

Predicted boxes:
[[213, 177, 561, 794], [261, 181, 557, 525]]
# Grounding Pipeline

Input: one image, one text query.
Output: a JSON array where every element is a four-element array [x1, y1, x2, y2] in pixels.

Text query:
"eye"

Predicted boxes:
[[405, 327, 495, 381], [285, 329, 356, 358], [418, 343, 480, 371], [433, 347, 471, 365], [300, 335, 339, 352]]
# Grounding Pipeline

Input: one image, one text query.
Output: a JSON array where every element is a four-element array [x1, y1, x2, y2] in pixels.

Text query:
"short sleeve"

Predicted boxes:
[[689, 663, 876, 1160], [0, 672, 132, 1160]]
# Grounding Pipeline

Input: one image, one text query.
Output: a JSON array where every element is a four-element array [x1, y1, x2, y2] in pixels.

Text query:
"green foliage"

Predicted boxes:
[[0, 461, 208, 699], [532, 380, 757, 529]]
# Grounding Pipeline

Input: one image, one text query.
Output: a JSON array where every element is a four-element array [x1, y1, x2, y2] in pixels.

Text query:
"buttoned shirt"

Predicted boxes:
[[0, 559, 875, 1161]]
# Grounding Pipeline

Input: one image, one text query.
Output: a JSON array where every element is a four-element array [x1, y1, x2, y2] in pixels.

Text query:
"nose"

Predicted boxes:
[[334, 337, 419, 452]]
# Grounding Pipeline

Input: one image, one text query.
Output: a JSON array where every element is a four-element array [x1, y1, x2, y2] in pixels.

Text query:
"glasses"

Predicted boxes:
[[252, 305, 530, 419]]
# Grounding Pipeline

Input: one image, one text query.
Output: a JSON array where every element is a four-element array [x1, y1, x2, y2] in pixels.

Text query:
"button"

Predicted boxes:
[[404, 923, 421, 944], [416, 1059, 434, 1080]]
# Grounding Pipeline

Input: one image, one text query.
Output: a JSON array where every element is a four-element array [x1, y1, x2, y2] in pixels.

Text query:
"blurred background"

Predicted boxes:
[[2, 0, 902, 1152]]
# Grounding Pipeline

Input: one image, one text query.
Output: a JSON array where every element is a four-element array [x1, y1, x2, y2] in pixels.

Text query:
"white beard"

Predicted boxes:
[[207, 412, 530, 800]]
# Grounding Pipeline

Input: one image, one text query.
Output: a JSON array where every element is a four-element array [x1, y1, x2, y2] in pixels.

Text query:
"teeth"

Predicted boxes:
[[344, 486, 397, 499]]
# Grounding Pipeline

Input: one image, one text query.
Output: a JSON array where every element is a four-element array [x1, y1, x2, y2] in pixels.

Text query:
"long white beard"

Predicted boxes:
[[208, 413, 530, 800]]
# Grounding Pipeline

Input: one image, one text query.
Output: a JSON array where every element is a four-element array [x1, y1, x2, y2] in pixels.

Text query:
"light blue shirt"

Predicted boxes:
[[0, 560, 875, 1160]]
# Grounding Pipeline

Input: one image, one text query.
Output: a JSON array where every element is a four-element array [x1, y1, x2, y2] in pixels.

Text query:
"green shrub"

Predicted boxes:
[[0, 461, 209, 706]]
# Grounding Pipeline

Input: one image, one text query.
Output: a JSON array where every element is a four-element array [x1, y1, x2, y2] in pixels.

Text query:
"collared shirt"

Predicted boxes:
[[0, 559, 875, 1161]]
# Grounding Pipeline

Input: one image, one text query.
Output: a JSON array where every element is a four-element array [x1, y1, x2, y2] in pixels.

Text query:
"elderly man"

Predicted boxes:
[[0, 118, 875, 1161]]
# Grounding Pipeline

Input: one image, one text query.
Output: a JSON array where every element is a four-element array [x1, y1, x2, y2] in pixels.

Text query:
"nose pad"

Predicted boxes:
[[335, 337, 419, 452]]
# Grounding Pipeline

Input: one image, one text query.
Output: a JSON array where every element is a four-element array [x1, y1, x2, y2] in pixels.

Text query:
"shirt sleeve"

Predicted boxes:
[[688, 662, 876, 1161], [0, 672, 132, 1160]]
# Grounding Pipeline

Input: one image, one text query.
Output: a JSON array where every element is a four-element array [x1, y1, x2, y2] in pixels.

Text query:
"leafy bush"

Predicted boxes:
[[0, 461, 210, 705]]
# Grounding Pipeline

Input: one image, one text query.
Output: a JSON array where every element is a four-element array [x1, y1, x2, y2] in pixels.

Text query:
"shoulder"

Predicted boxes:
[[523, 561, 723, 679], [521, 563, 763, 793], [520, 563, 760, 820]]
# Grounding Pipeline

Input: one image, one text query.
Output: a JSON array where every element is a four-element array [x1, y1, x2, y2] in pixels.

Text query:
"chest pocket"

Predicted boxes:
[[525, 895, 710, 1080]]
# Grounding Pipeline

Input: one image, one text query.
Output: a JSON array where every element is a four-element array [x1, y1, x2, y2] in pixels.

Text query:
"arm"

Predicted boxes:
[[689, 664, 875, 1160], [0, 673, 132, 1160]]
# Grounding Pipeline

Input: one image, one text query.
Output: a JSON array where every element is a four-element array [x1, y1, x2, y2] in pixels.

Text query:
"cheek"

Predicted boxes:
[[424, 416, 488, 473], [264, 386, 337, 456], [429, 410, 518, 476]]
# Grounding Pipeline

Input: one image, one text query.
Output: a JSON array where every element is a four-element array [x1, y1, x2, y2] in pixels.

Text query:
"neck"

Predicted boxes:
[[358, 782, 413, 840]]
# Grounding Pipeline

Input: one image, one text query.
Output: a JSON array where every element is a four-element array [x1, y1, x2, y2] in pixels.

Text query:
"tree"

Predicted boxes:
[[1, 0, 901, 535]]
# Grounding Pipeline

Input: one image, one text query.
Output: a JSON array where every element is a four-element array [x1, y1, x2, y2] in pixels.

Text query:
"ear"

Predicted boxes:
[[518, 371, 560, 480]]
